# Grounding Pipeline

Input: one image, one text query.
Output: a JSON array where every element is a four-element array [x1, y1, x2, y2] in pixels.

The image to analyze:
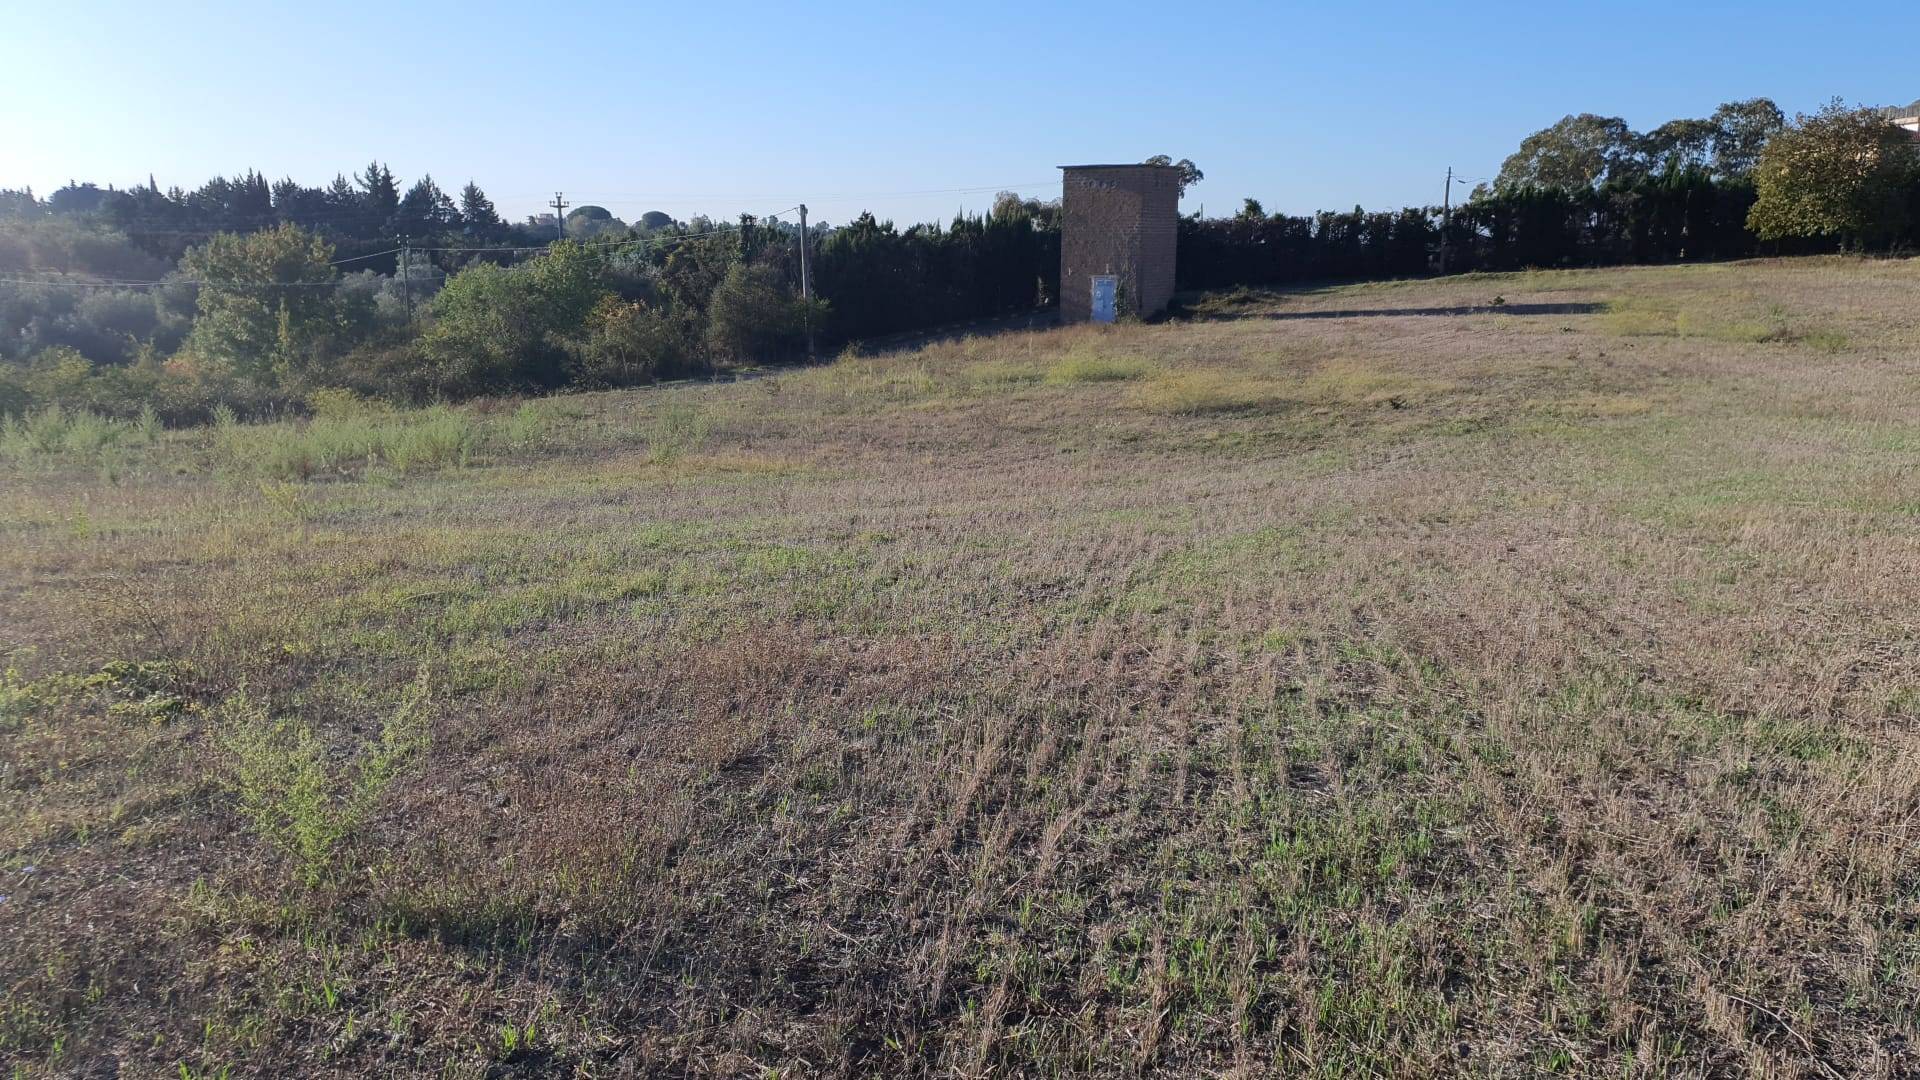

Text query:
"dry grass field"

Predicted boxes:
[[4, 257, 1919, 1077]]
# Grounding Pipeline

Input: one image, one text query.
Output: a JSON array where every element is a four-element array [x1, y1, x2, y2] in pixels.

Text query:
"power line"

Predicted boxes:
[[330, 247, 404, 265], [489, 181, 1052, 201], [0, 276, 344, 289]]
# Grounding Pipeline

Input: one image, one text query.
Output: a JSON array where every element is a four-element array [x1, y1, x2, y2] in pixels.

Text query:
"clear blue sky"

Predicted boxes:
[[4, 0, 1914, 229]]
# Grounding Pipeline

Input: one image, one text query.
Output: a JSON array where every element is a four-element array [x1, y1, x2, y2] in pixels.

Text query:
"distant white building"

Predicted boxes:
[[1880, 100, 1920, 140]]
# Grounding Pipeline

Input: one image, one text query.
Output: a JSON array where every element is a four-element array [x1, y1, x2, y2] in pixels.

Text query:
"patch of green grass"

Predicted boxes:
[[794, 352, 939, 406], [964, 361, 1045, 390], [1601, 296, 1847, 350], [1294, 361, 1456, 406], [214, 406, 475, 480], [1044, 351, 1150, 385], [1129, 370, 1277, 414]]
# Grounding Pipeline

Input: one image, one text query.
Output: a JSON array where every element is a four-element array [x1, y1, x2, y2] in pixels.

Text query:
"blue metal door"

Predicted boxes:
[[1091, 275, 1117, 323]]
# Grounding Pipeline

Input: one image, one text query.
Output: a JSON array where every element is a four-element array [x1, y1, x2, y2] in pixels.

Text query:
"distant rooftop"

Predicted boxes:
[[1058, 163, 1180, 170]]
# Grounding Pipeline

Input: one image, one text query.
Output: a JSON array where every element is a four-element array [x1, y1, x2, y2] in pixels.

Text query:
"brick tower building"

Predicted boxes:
[[1058, 164, 1180, 323]]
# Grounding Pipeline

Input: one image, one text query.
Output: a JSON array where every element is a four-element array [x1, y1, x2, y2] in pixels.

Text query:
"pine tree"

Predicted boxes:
[[459, 181, 503, 235], [397, 174, 458, 235], [235, 170, 273, 222], [355, 160, 400, 226], [325, 174, 357, 209]]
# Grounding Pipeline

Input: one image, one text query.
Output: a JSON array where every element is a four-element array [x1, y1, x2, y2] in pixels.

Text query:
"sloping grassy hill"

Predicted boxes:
[[4, 257, 1919, 1077]]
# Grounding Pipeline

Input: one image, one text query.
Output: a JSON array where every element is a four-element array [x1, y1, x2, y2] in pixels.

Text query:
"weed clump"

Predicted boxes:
[[215, 405, 475, 480], [217, 672, 431, 885], [647, 401, 709, 464], [0, 404, 149, 463], [505, 401, 551, 449]]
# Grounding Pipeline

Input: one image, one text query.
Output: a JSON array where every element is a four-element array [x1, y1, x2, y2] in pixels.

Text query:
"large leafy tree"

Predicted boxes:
[[1709, 98, 1786, 178], [1641, 118, 1720, 174], [653, 231, 737, 317], [1748, 100, 1920, 247], [1143, 154, 1204, 195], [527, 239, 611, 331], [179, 224, 360, 379], [1496, 114, 1642, 190], [564, 204, 626, 239], [1497, 101, 1784, 192]]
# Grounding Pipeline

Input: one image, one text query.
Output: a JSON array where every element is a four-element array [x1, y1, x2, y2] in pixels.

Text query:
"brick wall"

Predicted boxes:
[[1059, 165, 1180, 322]]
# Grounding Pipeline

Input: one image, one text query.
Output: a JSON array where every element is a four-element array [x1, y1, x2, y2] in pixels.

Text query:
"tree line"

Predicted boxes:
[[1183, 98, 1920, 289], [0, 164, 1063, 419], [4, 101, 1917, 422]]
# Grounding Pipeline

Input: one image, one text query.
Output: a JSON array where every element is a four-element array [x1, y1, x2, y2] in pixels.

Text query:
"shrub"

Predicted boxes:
[[418, 262, 550, 395], [179, 224, 363, 381], [419, 244, 613, 397], [569, 297, 696, 387], [0, 367, 29, 417], [306, 386, 389, 419], [135, 403, 160, 443]]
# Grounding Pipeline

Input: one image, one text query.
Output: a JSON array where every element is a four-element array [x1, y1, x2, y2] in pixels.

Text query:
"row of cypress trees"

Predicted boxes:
[[1176, 170, 1861, 292]]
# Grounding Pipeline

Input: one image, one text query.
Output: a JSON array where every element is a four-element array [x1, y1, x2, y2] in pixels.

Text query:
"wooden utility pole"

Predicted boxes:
[[1439, 167, 1453, 275], [798, 203, 814, 359], [400, 237, 414, 323], [549, 192, 569, 242]]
